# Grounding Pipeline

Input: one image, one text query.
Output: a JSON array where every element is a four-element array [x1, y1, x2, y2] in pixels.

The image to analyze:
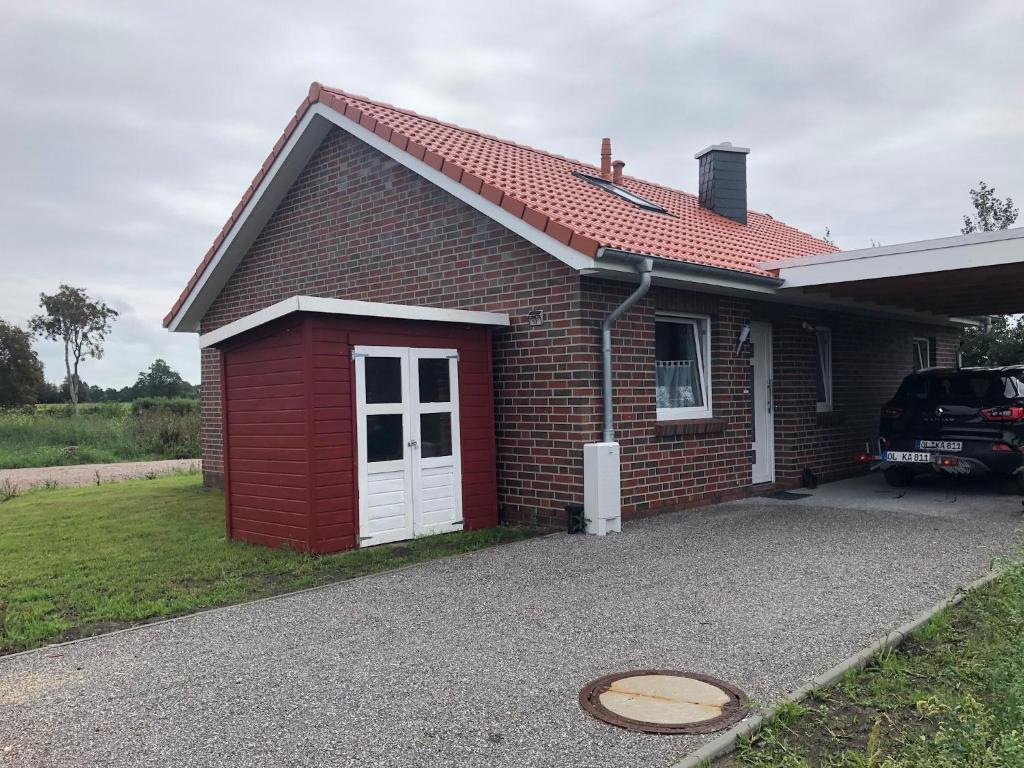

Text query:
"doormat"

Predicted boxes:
[[766, 491, 812, 500]]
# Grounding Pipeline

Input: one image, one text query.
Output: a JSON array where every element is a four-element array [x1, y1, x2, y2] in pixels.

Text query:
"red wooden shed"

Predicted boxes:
[[204, 296, 509, 553]]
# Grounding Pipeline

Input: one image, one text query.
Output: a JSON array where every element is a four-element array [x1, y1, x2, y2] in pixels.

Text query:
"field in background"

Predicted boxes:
[[0, 474, 540, 653], [0, 398, 199, 468]]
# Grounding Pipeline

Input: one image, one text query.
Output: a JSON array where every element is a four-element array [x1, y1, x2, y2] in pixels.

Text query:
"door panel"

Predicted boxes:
[[409, 349, 463, 538], [355, 345, 462, 546], [355, 347, 413, 546], [750, 322, 775, 484]]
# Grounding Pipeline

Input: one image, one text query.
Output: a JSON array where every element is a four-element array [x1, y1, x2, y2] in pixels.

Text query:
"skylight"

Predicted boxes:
[[573, 172, 667, 213]]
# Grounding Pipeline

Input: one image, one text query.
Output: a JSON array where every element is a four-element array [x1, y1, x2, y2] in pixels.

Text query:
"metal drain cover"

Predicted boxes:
[[579, 670, 749, 734]]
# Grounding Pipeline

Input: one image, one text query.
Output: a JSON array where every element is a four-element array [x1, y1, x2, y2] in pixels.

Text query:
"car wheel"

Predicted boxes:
[[883, 467, 914, 488]]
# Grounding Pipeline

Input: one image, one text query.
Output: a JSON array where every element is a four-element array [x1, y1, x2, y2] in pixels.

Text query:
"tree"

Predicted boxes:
[[29, 286, 118, 414], [133, 358, 194, 398], [961, 181, 1018, 234], [957, 181, 1021, 366], [35, 381, 63, 404], [0, 320, 45, 407], [960, 315, 1024, 367]]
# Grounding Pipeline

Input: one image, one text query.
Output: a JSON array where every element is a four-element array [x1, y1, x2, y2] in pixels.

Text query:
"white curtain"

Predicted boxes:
[[656, 360, 702, 408]]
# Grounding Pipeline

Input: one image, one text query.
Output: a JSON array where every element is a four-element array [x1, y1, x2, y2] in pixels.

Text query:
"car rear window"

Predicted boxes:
[[897, 372, 1024, 403]]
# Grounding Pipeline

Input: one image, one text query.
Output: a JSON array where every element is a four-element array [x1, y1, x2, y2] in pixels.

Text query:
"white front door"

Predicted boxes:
[[750, 322, 775, 484], [354, 346, 463, 546]]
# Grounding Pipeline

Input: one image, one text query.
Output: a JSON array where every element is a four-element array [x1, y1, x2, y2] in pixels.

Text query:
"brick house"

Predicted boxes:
[[165, 82, 978, 552]]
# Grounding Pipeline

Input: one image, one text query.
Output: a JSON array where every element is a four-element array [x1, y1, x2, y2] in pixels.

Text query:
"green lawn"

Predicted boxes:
[[720, 562, 1024, 767], [0, 474, 539, 654]]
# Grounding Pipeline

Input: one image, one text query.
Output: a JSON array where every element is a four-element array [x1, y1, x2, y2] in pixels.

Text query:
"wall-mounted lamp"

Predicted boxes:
[[801, 321, 818, 333], [736, 324, 750, 354], [527, 309, 545, 327]]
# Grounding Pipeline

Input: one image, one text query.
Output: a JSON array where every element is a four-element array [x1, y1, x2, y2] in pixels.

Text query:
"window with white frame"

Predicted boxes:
[[815, 327, 833, 412], [655, 315, 712, 420], [912, 337, 930, 372]]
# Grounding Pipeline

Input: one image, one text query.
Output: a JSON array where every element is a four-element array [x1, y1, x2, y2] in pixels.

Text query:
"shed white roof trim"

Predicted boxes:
[[198, 296, 510, 348]]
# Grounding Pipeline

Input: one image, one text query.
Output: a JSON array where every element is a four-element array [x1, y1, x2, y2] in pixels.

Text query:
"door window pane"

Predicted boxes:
[[420, 412, 453, 458], [418, 358, 451, 403], [365, 357, 403, 403], [366, 414, 403, 462], [655, 320, 706, 409]]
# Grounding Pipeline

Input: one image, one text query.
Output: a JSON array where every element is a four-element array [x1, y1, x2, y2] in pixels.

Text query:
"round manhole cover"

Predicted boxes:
[[579, 670, 749, 735]]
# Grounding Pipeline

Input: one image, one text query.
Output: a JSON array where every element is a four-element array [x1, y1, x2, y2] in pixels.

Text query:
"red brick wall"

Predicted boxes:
[[197, 122, 960, 526], [579, 278, 959, 515], [200, 126, 588, 527]]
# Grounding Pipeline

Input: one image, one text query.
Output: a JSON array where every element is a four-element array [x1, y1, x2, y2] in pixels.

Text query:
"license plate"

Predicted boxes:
[[916, 440, 962, 452], [884, 451, 932, 463]]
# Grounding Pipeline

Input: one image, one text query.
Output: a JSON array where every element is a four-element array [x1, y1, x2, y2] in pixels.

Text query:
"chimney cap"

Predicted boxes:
[[694, 142, 750, 160]]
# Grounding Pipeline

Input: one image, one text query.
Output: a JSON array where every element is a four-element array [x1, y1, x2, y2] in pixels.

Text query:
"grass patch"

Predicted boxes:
[[718, 563, 1024, 767], [0, 474, 541, 654], [0, 401, 199, 468]]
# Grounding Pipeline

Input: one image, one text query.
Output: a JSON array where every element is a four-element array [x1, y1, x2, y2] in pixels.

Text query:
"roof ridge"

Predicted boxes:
[[320, 83, 608, 176], [319, 85, 820, 230]]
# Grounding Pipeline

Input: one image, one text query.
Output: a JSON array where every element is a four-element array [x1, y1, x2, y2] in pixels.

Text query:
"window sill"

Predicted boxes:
[[654, 418, 727, 438]]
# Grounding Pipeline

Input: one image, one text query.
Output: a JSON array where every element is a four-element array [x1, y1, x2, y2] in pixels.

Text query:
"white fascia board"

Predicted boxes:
[[764, 227, 1024, 288], [169, 102, 596, 333], [169, 110, 333, 332], [199, 296, 510, 348]]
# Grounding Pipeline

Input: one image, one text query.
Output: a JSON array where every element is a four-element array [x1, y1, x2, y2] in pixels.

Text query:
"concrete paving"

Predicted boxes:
[[1, 471, 1020, 768]]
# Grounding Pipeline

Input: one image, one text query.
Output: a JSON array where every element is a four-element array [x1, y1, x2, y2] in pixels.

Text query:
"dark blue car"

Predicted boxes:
[[879, 366, 1024, 491]]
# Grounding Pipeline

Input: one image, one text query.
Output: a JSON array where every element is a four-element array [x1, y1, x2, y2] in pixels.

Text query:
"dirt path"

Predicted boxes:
[[0, 459, 201, 492]]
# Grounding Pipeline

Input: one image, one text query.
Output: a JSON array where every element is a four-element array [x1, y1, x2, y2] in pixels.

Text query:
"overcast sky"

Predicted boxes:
[[2, 0, 1022, 388]]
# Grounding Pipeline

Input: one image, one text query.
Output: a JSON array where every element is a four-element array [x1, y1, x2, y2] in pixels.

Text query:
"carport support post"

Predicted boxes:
[[586, 257, 653, 534]]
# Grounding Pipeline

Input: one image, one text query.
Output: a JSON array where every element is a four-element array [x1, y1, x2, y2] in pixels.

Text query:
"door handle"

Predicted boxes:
[[767, 379, 773, 414], [407, 440, 418, 448]]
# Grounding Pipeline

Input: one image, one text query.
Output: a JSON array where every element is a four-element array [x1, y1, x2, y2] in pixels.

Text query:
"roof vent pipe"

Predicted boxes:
[[600, 138, 612, 180], [601, 257, 654, 442], [612, 160, 625, 186]]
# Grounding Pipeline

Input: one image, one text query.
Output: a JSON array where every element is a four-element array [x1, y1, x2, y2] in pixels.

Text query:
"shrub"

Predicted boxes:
[[126, 407, 200, 459], [130, 397, 199, 416]]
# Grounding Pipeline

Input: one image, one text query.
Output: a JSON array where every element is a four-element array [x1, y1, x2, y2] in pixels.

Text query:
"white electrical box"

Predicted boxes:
[[584, 441, 621, 535]]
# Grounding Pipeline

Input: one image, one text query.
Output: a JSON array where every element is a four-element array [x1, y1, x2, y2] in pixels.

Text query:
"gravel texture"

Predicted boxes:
[[0, 473, 1020, 768], [0, 459, 200, 492]]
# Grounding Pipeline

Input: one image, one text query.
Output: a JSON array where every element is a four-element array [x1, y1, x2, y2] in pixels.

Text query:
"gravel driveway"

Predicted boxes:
[[1, 474, 1020, 768], [0, 459, 200, 492]]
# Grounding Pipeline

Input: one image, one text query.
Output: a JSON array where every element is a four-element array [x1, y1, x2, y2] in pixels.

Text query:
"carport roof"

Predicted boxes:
[[762, 227, 1024, 317]]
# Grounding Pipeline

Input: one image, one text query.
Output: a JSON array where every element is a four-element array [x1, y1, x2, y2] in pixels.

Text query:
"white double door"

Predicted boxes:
[[750, 322, 776, 484], [354, 346, 463, 546]]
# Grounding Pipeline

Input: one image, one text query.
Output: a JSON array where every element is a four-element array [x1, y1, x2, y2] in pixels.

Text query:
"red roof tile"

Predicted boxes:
[[165, 82, 836, 327]]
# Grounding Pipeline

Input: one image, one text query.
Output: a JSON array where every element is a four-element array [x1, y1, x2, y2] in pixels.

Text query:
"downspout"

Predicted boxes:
[[601, 257, 654, 442]]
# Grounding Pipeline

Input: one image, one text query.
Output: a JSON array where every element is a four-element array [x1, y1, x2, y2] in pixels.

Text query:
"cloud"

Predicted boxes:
[[1, 0, 1022, 388]]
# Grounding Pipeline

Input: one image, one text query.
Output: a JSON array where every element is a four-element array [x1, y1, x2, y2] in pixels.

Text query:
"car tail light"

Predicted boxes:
[[980, 406, 1024, 422], [939, 456, 959, 467], [992, 443, 1013, 452], [881, 405, 903, 418], [854, 451, 875, 463]]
